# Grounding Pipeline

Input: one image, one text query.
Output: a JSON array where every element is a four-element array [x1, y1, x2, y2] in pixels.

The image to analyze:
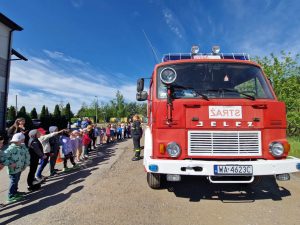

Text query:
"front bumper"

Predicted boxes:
[[144, 156, 300, 176]]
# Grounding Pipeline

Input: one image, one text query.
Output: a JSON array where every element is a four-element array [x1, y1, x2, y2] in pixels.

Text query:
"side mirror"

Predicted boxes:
[[137, 78, 144, 92], [136, 91, 148, 101]]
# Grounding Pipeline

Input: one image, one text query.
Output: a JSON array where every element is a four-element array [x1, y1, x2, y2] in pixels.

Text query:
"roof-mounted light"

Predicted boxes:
[[212, 45, 220, 55], [191, 45, 200, 55]]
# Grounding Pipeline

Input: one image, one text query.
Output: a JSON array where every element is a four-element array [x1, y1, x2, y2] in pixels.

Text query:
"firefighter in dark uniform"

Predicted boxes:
[[131, 114, 143, 161]]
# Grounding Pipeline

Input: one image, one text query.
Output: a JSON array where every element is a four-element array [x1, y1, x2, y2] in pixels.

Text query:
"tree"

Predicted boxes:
[[40, 105, 46, 120], [40, 105, 50, 130], [254, 52, 300, 136], [138, 103, 147, 116], [115, 91, 126, 118], [53, 104, 67, 129], [17, 106, 26, 117], [7, 106, 16, 121], [45, 107, 49, 117], [125, 102, 138, 118], [63, 103, 74, 122], [30, 108, 38, 119], [53, 105, 61, 118]]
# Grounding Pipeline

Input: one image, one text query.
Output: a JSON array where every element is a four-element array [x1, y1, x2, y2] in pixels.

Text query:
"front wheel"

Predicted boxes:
[[249, 176, 263, 187], [147, 173, 162, 189]]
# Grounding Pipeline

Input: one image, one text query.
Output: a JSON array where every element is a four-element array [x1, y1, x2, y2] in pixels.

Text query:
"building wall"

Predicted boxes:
[[0, 22, 11, 133]]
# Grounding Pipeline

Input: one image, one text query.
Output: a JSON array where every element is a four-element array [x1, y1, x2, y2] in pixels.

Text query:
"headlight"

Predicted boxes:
[[166, 142, 181, 158], [269, 142, 284, 157], [160, 67, 177, 84]]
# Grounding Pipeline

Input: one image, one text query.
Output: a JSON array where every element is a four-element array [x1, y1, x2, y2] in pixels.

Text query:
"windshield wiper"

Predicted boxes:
[[222, 88, 256, 100], [205, 88, 256, 100], [171, 84, 209, 101]]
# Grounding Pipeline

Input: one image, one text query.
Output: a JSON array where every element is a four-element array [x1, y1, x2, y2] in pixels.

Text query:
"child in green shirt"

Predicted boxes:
[[2, 133, 30, 203]]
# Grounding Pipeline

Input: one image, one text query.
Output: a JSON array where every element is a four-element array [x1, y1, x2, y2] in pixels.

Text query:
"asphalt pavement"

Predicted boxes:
[[0, 138, 300, 225]]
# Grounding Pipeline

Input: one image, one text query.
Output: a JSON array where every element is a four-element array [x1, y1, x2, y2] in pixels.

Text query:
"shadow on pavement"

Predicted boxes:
[[0, 141, 122, 223], [165, 176, 291, 202]]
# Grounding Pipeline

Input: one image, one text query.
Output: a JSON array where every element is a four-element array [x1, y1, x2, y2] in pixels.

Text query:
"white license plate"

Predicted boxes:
[[214, 165, 253, 175]]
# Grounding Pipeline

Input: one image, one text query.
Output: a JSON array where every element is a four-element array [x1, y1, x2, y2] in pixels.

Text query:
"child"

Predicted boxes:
[[49, 126, 61, 176], [2, 133, 30, 203], [70, 131, 78, 156], [121, 123, 125, 139], [36, 128, 65, 181], [117, 125, 122, 140], [60, 130, 78, 171], [93, 125, 100, 148], [27, 129, 44, 191], [75, 130, 83, 161], [82, 129, 91, 159], [99, 126, 105, 145], [106, 124, 111, 144]]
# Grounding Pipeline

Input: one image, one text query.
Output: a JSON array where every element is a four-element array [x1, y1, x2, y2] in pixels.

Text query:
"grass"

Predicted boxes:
[[288, 136, 300, 158]]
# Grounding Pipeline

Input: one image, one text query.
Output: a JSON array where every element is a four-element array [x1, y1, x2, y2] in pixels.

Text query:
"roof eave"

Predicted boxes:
[[0, 13, 23, 31]]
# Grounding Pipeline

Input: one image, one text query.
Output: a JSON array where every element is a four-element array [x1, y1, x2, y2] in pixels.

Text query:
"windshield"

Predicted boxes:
[[157, 63, 274, 99]]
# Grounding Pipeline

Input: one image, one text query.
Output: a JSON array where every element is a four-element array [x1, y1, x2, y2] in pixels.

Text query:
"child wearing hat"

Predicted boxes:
[[1, 133, 30, 203], [60, 130, 79, 171]]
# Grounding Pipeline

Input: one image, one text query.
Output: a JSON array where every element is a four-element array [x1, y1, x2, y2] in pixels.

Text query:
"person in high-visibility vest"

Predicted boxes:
[[131, 115, 143, 161]]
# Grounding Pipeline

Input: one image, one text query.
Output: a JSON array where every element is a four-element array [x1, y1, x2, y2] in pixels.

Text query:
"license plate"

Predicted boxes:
[[214, 165, 253, 175]]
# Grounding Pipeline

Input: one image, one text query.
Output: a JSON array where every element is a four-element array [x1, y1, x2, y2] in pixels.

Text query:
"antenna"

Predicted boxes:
[[142, 29, 159, 63]]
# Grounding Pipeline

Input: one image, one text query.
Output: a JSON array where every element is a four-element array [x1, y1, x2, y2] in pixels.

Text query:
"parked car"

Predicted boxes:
[[32, 119, 41, 128]]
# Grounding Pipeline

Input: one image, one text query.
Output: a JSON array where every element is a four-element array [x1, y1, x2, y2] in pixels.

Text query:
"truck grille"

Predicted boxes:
[[188, 131, 261, 156]]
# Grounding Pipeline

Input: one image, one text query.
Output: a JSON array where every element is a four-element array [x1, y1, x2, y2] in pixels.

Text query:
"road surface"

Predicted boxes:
[[0, 138, 300, 225]]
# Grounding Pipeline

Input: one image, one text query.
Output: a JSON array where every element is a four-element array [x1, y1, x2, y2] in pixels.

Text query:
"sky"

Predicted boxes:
[[2, 0, 300, 114]]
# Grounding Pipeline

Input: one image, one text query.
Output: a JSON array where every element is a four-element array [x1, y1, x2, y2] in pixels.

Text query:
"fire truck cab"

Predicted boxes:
[[136, 45, 300, 189]]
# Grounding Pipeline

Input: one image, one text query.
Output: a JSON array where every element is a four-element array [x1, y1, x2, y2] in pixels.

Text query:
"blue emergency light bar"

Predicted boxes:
[[162, 53, 250, 62]]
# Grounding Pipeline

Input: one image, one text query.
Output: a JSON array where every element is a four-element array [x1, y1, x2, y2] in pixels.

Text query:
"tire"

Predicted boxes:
[[147, 173, 162, 189], [249, 176, 263, 187]]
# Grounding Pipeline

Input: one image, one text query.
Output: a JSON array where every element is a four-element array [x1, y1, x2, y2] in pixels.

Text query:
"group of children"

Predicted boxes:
[[0, 124, 95, 204], [104, 123, 131, 144], [0, 117, 140, 205]]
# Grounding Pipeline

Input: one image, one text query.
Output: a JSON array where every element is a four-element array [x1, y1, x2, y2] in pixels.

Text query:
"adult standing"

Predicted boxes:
[[6, 118, 27, 144], [131, 115, 143, 161]]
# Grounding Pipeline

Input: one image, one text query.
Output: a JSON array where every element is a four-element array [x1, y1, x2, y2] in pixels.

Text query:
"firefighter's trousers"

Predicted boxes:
[[132, 134, 141, 157]]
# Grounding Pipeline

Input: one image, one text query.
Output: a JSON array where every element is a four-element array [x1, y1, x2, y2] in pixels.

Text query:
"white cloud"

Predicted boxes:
[[70, 0, 83, 8], [163, 8, 184, 39], [8, 51, 137, 114], [43, 50, 87, 65]]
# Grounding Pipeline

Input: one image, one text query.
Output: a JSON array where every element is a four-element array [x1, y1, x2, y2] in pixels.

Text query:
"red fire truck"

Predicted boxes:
[[136, 45, 300, 189]]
